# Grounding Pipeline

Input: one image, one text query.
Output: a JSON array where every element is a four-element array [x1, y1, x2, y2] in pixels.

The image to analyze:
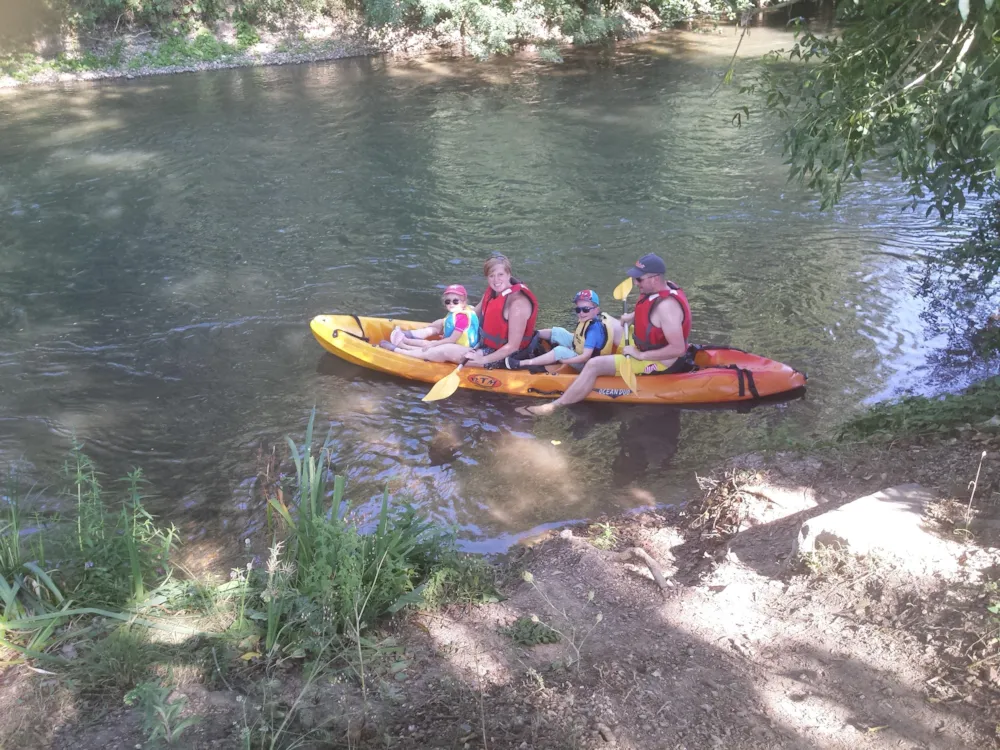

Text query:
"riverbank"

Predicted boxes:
[[2, 381, 999, 749], [0, 3, 743, 89], [0, 15, 436, 89]]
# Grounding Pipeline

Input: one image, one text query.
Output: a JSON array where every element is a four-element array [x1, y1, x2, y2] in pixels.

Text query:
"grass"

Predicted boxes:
[[1, 30, 243, 82], [0, 42, 124, 82], [1, 411, 497, 748], [127, 31, 239, 70], [836, 375, 1000, 442]]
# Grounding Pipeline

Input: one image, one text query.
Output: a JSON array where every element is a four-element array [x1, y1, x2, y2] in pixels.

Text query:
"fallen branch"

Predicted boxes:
[[559, 529, 672, 592]]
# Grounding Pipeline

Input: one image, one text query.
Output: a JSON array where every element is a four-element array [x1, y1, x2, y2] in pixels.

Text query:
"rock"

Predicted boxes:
[[795, 485, 965, 575]]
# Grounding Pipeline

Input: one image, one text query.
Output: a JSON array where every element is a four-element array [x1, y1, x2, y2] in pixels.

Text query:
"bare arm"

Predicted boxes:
[[628, 298, 687, 362]]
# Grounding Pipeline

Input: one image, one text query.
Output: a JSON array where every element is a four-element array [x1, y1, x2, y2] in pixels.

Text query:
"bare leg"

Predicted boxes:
[[518, 350, 562, 367], [517, 355, 617, 416], [395, 344, 470, 364]]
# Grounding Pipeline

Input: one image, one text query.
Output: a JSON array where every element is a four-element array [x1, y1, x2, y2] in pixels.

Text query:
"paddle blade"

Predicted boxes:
[[617, 356, 640, 395], [422, 370, 461, 402], [613, 277, 633, 301]]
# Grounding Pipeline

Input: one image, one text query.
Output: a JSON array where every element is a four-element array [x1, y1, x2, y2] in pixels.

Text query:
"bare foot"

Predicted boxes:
[[515, 404, 558, 417], [378, 341, 398, 351]]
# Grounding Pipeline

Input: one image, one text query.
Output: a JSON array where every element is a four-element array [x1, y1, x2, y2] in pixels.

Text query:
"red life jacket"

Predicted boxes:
[[632, 282, 691, 352], [479, 283, 539, 351]]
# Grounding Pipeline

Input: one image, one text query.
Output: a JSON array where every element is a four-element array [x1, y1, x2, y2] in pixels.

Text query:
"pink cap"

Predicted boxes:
[[443, 284, 467, 297]]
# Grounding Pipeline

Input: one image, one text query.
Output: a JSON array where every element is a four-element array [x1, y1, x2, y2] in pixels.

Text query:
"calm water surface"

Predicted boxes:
[[0, 29, 980, 553]]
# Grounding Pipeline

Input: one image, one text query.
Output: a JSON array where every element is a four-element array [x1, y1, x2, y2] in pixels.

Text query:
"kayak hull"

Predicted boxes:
[[310, 315, 806, 405]]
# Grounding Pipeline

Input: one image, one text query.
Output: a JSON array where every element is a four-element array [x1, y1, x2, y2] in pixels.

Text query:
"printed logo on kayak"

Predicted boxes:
[[468, 374, 501, 388], [594, 388, 632, 399]]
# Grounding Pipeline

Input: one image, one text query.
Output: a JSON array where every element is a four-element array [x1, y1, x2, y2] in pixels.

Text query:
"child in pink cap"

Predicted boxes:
[[382, 285, 481, 363]]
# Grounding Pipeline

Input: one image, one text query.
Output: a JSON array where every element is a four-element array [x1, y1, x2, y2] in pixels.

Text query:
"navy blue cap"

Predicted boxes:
[[627, 253, 667, 278]]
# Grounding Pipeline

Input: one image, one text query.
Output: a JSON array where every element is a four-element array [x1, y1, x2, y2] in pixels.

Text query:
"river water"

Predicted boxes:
[[0, 28, 979, 553]]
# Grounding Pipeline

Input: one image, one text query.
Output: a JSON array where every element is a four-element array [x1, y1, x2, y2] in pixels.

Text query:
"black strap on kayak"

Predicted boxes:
[[704, 364, 760, 399], [744, 368, 760, 399], [527, 387, 565, 396], [350, 315, 370, 342]]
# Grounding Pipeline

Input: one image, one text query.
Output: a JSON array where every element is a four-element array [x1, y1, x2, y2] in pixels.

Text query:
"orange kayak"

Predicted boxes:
[[310, 315, 806, 405]]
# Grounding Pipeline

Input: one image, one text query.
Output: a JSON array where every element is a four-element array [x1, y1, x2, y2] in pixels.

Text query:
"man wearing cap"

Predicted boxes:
[[507, 289, 622, 372], [516, 254, 691, 416]]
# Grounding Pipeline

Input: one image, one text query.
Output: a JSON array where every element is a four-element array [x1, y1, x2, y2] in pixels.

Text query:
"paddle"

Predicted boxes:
[[422, 363, 465, 402], [612, 277, 639, 394], [612, 276, 633, 302]]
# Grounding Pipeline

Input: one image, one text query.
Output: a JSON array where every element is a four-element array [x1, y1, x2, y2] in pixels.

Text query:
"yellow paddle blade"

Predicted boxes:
[[422, 367, 462, 402], [613, 277, 633, 301], [616, 355, 639, 395]]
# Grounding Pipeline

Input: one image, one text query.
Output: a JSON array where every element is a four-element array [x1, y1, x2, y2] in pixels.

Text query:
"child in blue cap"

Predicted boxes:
[[507, 290, 622, 372]]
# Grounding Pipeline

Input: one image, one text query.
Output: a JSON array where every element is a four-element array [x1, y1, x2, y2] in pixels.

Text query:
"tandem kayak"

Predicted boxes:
[[310, 314, 806, 406]]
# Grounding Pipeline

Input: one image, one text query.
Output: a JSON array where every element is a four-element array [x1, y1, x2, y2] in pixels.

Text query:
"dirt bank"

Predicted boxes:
[[4, 426, 998, 749]]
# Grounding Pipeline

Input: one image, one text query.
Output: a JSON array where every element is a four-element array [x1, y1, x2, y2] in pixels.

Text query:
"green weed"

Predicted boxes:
[[260, 410, 459, 655], [501, 615, 560, 646], [125, 677, 201, 746], [419, 553, 501, 608], [0, 42, 127, 82], [837, 376, 1000, 441], [520, 570, 602, 670], [235, 20, 261, 50], [132, 31, 237, 68], [1, 470, 26, 578], [62, 450, 177, 608], [588, 522, 618, 550], [74, 626, 157, 695]]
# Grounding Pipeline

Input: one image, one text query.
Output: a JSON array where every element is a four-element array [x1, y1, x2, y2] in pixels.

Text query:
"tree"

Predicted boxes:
[[751, 0, 1000, 353]]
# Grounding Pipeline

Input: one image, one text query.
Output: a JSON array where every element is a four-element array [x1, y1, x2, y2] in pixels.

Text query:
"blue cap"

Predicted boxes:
[[574, 289, 599, 306]]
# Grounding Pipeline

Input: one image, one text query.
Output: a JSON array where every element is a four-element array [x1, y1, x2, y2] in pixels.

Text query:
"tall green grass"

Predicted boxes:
[[63, 449, 177, 607], [1, 414, 497, 704], [261, 411, 458, 654]]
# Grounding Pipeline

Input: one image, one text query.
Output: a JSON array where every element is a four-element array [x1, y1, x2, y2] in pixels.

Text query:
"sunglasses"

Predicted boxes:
[[575, 306, 595, 314], [443, 298, 463, 305]]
